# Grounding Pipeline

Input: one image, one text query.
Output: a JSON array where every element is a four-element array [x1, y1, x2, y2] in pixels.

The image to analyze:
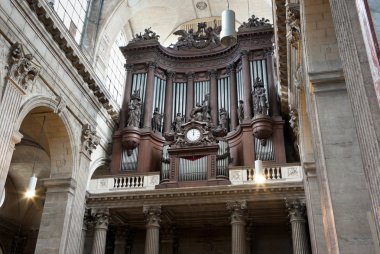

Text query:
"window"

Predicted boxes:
[[105, 32, 128, 105], [52, 0, 89, 43]]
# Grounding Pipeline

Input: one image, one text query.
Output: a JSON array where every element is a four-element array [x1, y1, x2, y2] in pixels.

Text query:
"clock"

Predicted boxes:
[[185, 128, 201, 142]]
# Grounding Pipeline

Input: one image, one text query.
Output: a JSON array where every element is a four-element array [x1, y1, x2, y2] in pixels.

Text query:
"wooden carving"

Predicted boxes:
[[169, 22, 221, 50]]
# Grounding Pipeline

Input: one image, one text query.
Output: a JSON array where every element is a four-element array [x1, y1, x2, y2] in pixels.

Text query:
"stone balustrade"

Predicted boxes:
[[88, 173, 160, 194], [229, 165, 303, 185]]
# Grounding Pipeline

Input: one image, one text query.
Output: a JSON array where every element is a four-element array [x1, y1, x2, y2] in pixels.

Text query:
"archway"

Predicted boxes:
[[0, 106, 73, 253]]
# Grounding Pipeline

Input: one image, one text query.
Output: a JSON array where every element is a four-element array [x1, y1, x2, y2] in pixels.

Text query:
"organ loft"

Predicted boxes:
[[88, 18, 306, 253]]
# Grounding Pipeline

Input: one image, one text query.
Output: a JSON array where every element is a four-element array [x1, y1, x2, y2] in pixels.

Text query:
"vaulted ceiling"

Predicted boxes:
[[95, 0, 273, 47]]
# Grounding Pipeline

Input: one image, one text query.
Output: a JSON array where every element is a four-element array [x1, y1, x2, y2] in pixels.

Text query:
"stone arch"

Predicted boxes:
[[87, 156, 109, 187], [16, 95, 79, 177]]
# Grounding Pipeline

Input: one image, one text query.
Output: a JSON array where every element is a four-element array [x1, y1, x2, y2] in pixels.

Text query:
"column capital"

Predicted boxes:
[[285, 199, 307, 222], [227, 201, 248, 224], [147, 62, 157, 70], [124, 63, 134, 72], [92, 209, 109, 230], [143, 205, 161, 228], [226, 63, 236, 75], [208, 69, 217, 78], [186, 72, 195, 80], [167, 70, 176, 80], [240, 50, 249, 59]]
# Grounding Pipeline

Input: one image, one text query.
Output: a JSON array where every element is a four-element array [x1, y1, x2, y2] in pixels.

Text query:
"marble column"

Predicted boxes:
[[240, 51, 252, 121], [209, 69, 218, 125], [0, 42, 39, 197], [143, 62, 157, 128], [143, 205, 161, 254], [228, 64, 238, 130], [164, 71, 175, 132], [114, 226, 127, 254], [285, 199, 310, 254], [91, 209, 109, 254], [227, 201, 247, 254], [120, 64, 134, 129], [185, 72, 194, 121]]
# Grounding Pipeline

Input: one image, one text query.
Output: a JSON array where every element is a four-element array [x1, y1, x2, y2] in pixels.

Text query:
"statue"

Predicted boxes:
[[201, 94, 211, 122], [174, 113, 184, 132], [252, 77, 268, 115], [127, 90, 142, 127], [152, 107, 162, 132], [219, 108, 228, 130], [238, 100, 244, 124], [190, 103, 203, 121]]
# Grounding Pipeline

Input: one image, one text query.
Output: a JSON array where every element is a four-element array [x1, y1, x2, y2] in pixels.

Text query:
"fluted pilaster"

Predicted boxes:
[[228, 64, 238, 130], [120, 64, 134, 129], [0, 42, 39, 197], [209, 69, 218, 125], [91, 209, 109, 254], [164, 71, 175, 132], [143, 62, 157, 128], [144, 205, 161, 254], [186, 72, 194, 121], [240, 51, 252, 121], [286, 199, 311, 254], [227, 201, 247, 254]]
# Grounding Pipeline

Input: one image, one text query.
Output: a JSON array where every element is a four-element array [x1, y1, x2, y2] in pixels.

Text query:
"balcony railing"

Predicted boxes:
[[88, 173, 160, 194], [229, 165, 303, 185], [88, 165, 302, 194]]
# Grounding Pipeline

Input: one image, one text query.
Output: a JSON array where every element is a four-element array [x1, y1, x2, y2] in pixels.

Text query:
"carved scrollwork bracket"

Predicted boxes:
[[7, 42, 40, 91], [81, 123, 100, 157], [286, 7, 301, 49]]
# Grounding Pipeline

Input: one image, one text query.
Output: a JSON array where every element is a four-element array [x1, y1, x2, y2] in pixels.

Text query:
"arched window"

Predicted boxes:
[[105, 31, 127, 105], [52, 0, 90, 43]]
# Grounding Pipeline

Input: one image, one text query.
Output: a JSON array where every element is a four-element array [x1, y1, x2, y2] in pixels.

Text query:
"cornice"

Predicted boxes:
[[87, 182, 304, 209], [24, 0, 118, 120]]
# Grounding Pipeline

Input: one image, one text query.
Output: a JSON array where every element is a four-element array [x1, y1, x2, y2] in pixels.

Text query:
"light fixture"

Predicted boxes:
[[254, 158, 266, 183], [25, 116, 46, 199], [25, 174, 37, 198], [220, 0, 237, 47]]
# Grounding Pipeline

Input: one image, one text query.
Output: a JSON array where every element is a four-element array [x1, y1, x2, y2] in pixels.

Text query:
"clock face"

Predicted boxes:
[[186, 128, 201, 142]]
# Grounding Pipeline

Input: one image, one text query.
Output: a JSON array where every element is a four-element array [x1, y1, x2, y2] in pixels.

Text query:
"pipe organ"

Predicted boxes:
[[111, 19, 287, 186]]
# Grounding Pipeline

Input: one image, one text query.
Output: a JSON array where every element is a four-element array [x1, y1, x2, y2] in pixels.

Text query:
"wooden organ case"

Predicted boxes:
[[111, 17, 286, 188]]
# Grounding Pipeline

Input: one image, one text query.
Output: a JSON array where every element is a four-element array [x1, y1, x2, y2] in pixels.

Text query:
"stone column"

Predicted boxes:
[[227, 201, 247, 254], [0, 42, 39, 197], [209, 69, 218, 125], [164, 71, 175, 132], [285, 199, 311, 254], [91, 209, 109, 254], [228, 64, 238, 130], [35, 178, 76, 253], [241, 51, 252, 121], [328, 0, 380, 241], [143, 205, 161, 254], [143, 62, 157, 128], [114, 226, 127, 254], [66, 124, 100, 253], [185, 72, 194, 121], [120, 64, 134, 129]]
